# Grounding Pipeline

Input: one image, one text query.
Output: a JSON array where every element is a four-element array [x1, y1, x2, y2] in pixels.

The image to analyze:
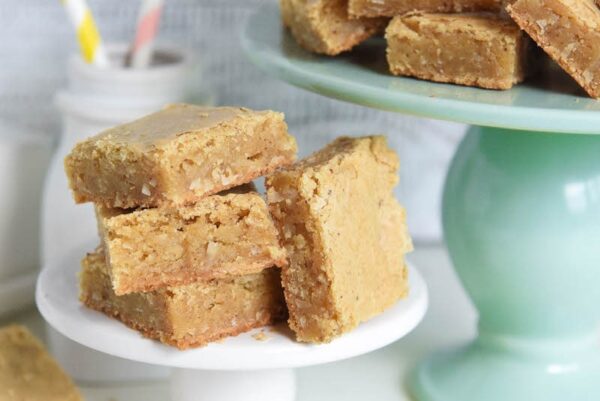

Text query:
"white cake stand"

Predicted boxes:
[[36, 243, 427, 401]]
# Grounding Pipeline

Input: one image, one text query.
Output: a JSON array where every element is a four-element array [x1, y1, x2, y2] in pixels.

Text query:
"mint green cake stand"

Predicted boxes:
[[243, 5, 600, 401]]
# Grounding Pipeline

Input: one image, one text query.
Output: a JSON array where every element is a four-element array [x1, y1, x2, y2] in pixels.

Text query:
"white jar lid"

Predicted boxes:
[[67, 43, 192, 101]]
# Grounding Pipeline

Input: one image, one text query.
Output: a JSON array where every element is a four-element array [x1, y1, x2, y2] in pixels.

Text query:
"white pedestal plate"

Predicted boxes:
[[36, 243, 427, 401]]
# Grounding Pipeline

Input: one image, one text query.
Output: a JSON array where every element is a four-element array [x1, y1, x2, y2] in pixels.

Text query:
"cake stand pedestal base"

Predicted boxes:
[[410, 126, 600, 401], [171, 368, 295, 401], [37, 245, 427, 401], [410, 335, 600, 401]]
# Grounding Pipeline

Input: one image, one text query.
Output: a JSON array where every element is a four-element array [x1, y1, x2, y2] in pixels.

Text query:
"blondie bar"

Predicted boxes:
[[79, 248, 286, 349], [349, 0, 503, 17], [280, 0, 386, 56], [507, 0, 600, 98], [65, 104, 297, 208], [97, 185, 287, 295], [266, 136, 412, 343], [386, 13, 530, 89], [0, 325, 82, 401]]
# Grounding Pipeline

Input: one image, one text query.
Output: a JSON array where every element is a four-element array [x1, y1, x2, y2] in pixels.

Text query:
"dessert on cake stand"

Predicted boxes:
[[36, 241, 427, 401], [242, 4, 600, 401]]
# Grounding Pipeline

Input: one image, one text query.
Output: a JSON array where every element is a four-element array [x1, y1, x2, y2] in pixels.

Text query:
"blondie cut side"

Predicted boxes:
[[280, 0, 386, 56], [97, 185, 287, 295], [79, 249, 287, 349], [65, 104, 297, 208], [0, 325, 82, 401], [507, 0, 600, 98], [266, 136, 412, 343], [349, 0, 503, 17], [386, 13, 530, 89]]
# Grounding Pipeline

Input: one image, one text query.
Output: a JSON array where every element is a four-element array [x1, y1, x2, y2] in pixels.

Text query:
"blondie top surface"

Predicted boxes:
[[0, 325, 82, 401], [508, 0, 600, 98], [65, 103, 297, 208], [266, 136, 412, 343], [79, 248, 286, 350], [280, 0, 386, 56], [349, 0, 503, 17], [97, 185, 287, 295], [386, 13, 529, 90]]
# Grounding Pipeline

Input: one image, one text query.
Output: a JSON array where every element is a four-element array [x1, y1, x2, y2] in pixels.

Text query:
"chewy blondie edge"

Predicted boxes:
[[507, 0, 600, 98], [280, 0, 387, 56], [79, 248, 287, 349], [266, 136, 412, 343], [97, 185, 288, 295], [386, 13, 531, 90]]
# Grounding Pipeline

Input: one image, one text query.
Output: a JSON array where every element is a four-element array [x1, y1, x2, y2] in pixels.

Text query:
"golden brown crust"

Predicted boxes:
[[0, 325, 82, 401], [97, 185, 288, 295], [385, 13, 530, 90], [81, 294, 280, 349], [79, 248, 287, 350], [65, 104, 297, 208], [266, 136, 411, 343], [280, 0, 387, 56], [74, 161, 291, 208], [507, 0, 600, 98]]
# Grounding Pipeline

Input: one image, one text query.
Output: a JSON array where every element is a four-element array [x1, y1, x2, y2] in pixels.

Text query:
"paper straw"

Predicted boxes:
[[128, 0, 164, 68], [61, 0, 109, 67]]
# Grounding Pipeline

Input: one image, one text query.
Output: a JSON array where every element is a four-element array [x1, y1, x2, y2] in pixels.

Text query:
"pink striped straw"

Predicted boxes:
[[128, 0, 164, 68]]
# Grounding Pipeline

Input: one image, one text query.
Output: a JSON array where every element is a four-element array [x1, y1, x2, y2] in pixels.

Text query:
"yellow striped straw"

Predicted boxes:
[[61, 0, 109, 67]]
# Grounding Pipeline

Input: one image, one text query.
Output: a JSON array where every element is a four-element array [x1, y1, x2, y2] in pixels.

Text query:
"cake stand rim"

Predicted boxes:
[[242, 3, 600, 135], [36, 242, 428, 371]]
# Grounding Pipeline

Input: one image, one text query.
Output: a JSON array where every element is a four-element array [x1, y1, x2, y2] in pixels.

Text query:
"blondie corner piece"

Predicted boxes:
[[385, 13, 530, 90], [97, 184, 288, 295], [65, 104, 297, 208], [79, 248, 287, 350], [266, 136, 413, 343], [0, 325, 82, 401], [349, 0, 503, 18], [507, 0, 600, 99], [280, 0, 386, 56]]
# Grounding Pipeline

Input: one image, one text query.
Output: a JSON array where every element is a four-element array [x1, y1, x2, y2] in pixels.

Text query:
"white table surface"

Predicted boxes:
[[1, 244, 477, 401]]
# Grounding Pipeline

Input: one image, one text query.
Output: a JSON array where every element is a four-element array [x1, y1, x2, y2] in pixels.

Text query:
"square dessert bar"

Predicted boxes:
[[507, 0, 600, 98], [266, 136, 412, 343], [79, 248, 287, 349], [280, 0, 387, 56], [349, 0, 503, 17], [386, 13, 530, 90], [65, 103, 297, 208], [0, 325, 82, 401], [97, 184, 287, 295]]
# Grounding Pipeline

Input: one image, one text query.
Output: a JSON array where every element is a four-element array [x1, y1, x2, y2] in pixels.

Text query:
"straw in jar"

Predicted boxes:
[[60, 0, 109, 67], [127, 0, 165, 69]]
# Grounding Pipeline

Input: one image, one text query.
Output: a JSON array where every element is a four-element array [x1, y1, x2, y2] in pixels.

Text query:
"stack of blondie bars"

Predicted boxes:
[[65, 103, 412, 347], [65, 104, 297, 349], [281, 0, 600, 98]]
